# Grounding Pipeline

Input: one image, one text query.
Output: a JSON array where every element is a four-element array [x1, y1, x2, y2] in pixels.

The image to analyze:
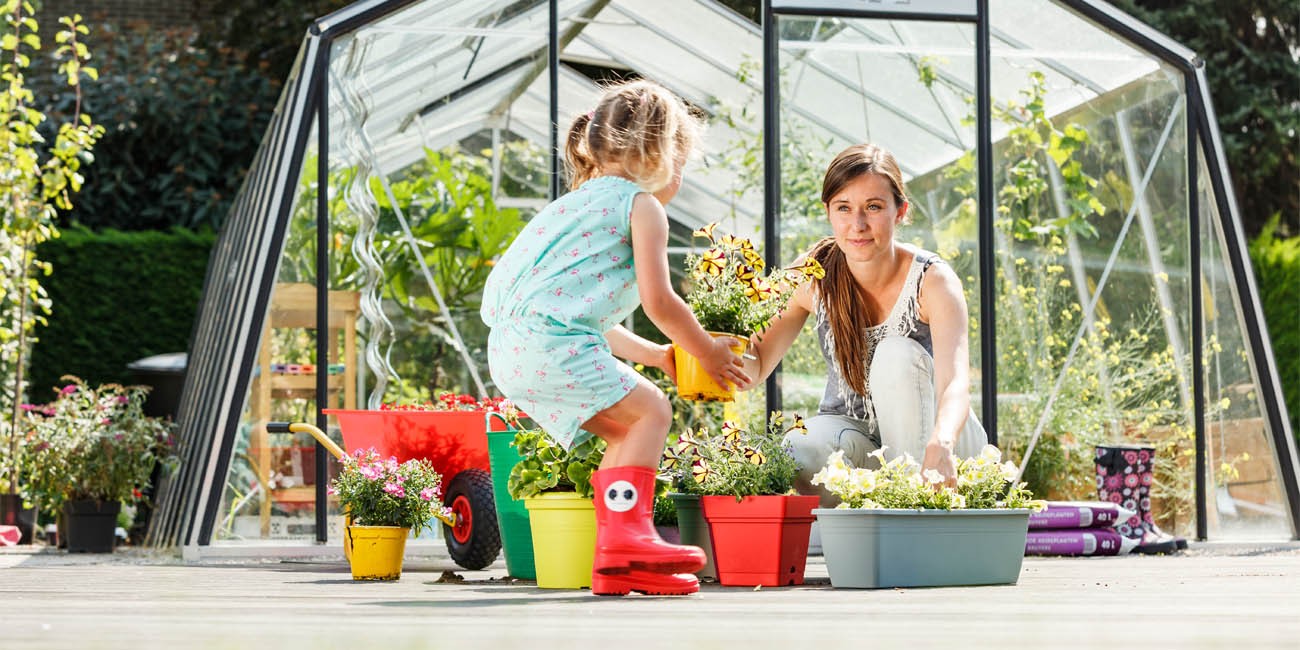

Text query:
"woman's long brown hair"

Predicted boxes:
[[813, 144, 908, 396]]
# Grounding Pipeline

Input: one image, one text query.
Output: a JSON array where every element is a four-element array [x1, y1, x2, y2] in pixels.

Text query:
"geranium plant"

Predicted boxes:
[[329, 447, 450, 530], [685, 223, 824, 337], [661, 411, 806, 499], [811, 445, 1038, 510], [381, 392, 515, 413], [24, 376, 176, 511], [507, 430, 605, 500]]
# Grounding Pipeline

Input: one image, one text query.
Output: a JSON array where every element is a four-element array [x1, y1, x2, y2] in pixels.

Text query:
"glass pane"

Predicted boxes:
[[776, 14, 981, 420], [1199, 146, 1292, 539], [991, 1, 1198, 529]]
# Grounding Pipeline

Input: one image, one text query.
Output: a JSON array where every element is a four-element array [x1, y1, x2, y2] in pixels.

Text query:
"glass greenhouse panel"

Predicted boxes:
[[989, 1, 1197, 518], [775, 14, 981, 418], [321, 2, 563, 408], [1198, 147, 1292, 540]]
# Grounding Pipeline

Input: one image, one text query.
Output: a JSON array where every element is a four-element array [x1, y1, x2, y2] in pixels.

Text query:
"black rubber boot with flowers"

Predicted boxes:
[[591, 466, 706, 581]]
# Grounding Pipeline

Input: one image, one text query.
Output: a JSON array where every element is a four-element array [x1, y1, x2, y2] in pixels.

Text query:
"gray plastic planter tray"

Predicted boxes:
[[814, 508, 1030, 588]]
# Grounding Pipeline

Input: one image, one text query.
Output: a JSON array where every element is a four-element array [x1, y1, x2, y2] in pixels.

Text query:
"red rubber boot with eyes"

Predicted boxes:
[[590, 466, 705, 579], [592, 570, 699, 596]]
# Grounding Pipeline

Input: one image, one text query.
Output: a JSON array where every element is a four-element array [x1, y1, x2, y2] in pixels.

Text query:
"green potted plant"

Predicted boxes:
[[507, 430, 605, 589], [25, 377, 175, 552], [662, 411, 817, 586], [329, 447, 449, 581], [677, 224, 823, 401], [811, 445, 1039, 588]]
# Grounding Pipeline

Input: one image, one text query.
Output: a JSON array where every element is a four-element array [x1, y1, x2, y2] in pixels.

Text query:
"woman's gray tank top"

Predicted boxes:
[[814, 247, 943, 423]]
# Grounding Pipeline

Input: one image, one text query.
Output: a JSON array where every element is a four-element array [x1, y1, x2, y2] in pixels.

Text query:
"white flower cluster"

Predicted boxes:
[[811, 445, 1035, 510]]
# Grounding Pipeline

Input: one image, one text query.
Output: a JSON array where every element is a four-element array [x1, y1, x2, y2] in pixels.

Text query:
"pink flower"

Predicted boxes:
[[360, 465, 381, 481], [419, 487, 436, 502], [1123, 451, 1138, 464], [1124, 474, 1139, 488], [326, 486, 336, 495], [61, 385, 78, 395], [383, 482, 405, 498]]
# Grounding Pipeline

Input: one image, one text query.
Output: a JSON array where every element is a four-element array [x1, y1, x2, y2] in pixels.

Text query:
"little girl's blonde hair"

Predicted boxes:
[[564, 79, 703, 192]]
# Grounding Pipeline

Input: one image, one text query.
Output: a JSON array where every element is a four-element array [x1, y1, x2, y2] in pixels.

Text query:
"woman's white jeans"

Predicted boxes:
[[784, 336, 988, 507]]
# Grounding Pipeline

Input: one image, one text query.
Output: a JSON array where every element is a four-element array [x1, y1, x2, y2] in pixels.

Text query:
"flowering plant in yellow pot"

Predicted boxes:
[[329, 448, 450, 529]]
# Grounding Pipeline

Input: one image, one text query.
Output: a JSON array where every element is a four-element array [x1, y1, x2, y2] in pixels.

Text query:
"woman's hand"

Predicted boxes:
[[654, 343, 678, 382], [696, 336, 752, 391], [922, 439, 958, 489]]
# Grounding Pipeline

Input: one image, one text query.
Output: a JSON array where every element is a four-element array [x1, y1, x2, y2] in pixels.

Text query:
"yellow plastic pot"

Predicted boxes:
[[674, 332, 746, 402], [524, 493, 596, 589], [347, 525, 409, 581]]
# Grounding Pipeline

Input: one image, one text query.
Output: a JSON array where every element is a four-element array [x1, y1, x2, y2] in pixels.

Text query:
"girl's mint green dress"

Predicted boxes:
[[481, 176, 644, 449]]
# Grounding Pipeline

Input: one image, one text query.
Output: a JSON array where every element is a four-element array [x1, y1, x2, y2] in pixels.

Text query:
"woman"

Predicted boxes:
[[742, 143, 987, 506]]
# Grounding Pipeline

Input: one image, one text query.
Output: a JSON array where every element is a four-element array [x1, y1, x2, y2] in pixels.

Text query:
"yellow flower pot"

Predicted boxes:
[[524, 493, 596, 589], [674, 332, 746, 402], [347, 525, 409, 581]]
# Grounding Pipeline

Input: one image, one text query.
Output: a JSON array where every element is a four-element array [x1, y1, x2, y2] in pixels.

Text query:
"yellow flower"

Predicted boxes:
[[742, 446, 766, 465], [735, 264, 757, 284], [696, 248, 725, 276], [692, 223, 718, 242], [744, 277, 773, 303], [741, 247, 765, 270], [691, 457, 712, 483], [720, 420, 744, 444], [794, 257, 826, 280], [785, 413, 807, 436]]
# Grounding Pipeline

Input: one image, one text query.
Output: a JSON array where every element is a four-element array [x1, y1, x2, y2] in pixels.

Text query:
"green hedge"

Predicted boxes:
[[1249, 217, 1300, 443], [28, 227, 216, 401]]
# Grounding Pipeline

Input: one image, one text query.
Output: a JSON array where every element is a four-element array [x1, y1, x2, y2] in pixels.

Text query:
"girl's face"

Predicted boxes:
[[825, 172, 908, 264]]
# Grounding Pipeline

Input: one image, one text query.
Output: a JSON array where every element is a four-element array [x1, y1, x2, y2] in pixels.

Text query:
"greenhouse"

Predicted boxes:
[[147, 0, 1297, 552]]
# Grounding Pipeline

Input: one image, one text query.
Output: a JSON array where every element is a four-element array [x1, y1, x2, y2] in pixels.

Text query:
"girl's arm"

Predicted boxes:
[[629, 193, 751, 390], [918, 262, 973, 486], [740, 278, 812, 387], [605, 325, 675, 380]]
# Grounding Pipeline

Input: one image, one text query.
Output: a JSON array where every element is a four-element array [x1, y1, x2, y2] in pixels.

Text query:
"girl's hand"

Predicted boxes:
[[655, 343, 678, 382], [696, 336, 752, 391], [922, 440, 958, 489]]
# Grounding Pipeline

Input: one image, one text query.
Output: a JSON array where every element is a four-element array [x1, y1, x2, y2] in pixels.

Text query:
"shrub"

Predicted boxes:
[[1249, 215, 1300, 442]]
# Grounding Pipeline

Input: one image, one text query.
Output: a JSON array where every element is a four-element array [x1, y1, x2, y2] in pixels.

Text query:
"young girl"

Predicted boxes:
[[481, 80, 749, 596], [741, 143, 988, 506]]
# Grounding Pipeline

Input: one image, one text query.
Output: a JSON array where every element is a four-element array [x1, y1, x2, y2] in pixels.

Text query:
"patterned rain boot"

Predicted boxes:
[[1134, 445, 1188, 550], [592, 570, 700, 596], [1095, 445, 1179, 554], [591, 466, 706, 578]]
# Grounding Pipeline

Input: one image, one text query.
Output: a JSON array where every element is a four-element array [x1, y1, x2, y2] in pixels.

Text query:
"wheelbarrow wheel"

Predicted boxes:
[[441, 468, 501, 570]]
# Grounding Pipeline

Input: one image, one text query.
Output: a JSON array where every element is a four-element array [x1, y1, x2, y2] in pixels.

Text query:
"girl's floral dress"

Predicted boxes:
[[480, 176, 643, 449]]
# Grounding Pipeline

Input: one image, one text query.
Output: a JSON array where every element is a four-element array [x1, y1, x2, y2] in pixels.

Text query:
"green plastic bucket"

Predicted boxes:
[[486, 415, 536, 580]]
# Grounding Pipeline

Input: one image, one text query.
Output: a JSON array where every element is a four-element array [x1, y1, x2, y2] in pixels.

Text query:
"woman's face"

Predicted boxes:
[[825, 172, 908, 264]]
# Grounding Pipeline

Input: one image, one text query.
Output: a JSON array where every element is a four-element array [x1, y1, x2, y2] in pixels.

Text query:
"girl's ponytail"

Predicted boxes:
[[565, 113, 599, 190]]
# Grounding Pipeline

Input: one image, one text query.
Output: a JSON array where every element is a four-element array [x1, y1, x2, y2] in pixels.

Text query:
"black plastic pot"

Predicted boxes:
[[63, 499, 121, 553]]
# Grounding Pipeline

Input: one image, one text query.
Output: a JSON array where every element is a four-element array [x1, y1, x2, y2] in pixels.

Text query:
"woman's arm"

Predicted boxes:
[[605, 325, 675, 380], [740, 279, 813, 387], [629, 194, 751, 390], [918, 262, 973, 485]]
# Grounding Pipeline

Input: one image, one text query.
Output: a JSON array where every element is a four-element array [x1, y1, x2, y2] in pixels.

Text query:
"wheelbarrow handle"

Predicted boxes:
[[484, 411, 516, 431], [266, 421, 347, 460]]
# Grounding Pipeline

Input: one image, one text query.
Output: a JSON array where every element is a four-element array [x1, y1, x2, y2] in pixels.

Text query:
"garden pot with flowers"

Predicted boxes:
[[662, 410, 817, 586], [678, 224, 824, 402], [330, 447, 450, 581], [507, 430, 605, 589], [810, 445, 1039, 589], [24, 377, 176, 553]]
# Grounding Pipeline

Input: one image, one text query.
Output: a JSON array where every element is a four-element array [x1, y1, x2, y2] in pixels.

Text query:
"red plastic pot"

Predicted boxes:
[[701, 494, 818, 587]]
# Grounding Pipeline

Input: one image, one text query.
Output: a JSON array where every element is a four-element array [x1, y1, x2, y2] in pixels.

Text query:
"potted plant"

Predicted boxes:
[[25, 377, 176, 553], [811, 445, 1039, 589], [329, 447, 449, 581], [678, 224, 823, 401], [507, 430, 605, 589], [663, 411, 818, 587]]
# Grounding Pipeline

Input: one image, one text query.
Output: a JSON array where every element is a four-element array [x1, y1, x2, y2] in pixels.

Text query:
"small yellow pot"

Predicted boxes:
[[525, 493, 596, 589], [674, 332, 746, 402], [347, 525, 409, 581]]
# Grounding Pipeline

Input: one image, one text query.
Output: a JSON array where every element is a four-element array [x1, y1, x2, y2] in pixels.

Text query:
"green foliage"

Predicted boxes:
[[1249, 215, 1300, 441], [507, 430, 606, 500], [197, 0, 351, 86], [661, 411, 803, 499], [330, 447, 447, 530], [1109, 0, 1298, 238], [24, 376, 176, 510], [652, 493, 677, 526], [29, 227, 215, 397], [37, 21, 281, 231]]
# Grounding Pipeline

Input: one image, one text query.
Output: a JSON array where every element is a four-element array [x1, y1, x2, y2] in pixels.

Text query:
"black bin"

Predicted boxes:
[[126, 352, 187, 420]]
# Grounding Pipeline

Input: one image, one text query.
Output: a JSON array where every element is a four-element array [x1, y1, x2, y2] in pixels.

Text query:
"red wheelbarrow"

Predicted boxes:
[[268, 409, 508, 570]]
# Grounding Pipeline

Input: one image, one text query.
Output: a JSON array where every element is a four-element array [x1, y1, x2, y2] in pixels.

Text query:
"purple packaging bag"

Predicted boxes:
[[1024, 529, 1139, 556], [1027, 501, 1136, 529]]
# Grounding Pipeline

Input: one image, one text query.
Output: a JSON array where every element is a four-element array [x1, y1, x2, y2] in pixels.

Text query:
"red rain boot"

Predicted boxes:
[[592, 466, 706, 576], [592, 571, 700, 596]]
